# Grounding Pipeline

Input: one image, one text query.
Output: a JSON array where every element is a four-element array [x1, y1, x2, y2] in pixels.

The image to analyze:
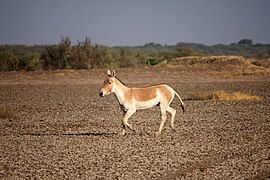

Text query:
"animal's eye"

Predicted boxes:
[[109, 82, 112, 84]]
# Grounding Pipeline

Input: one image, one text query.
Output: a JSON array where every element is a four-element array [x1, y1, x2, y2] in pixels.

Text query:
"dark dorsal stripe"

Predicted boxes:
[[115, 76, 126, 86]]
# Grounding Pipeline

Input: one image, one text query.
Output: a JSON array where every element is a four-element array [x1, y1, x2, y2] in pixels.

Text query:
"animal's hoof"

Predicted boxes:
[[128, 125, 135, 131], [155, 131, 161, 136], [120, 131, 126, 136]]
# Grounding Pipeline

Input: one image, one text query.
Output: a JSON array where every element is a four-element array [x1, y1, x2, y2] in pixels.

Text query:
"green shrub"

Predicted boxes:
[[40, 36, 120, 70], [18, 53, 41, 71], [70, 38, 94, 69], [0, 51, 18, 71], [41, 36, 72, 70], [118, 49, 140, 67], [142, 54, 164, 66]]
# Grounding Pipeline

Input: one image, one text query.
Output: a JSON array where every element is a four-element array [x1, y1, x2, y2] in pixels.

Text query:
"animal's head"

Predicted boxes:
[[99, 70, 116, 97]]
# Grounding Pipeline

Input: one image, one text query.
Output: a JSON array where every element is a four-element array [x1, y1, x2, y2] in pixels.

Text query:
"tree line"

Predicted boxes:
[[0, 37, 269, 71]]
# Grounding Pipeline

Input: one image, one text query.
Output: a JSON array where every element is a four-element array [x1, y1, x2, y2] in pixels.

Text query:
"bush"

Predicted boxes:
[[41, 36, 119, 70], [95, 48, 117, 68], [118, 49, 140, 67], [0, 51, 18, 71], [142, 54, 164, 66], [70, 38, 94, 69], [41, 36, 72, 70], [18, 53, 41, 71]]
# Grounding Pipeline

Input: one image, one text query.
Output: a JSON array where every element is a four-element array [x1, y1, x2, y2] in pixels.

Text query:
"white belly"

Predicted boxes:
[[135, 97, 160, 110]]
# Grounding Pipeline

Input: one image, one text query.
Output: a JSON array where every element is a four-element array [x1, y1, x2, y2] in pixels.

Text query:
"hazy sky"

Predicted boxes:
[[1, 0, 270, 46]]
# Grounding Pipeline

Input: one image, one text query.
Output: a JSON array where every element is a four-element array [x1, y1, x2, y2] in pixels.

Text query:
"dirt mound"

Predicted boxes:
[[161, 56, 270, 76], [168, 56, 249, 66]]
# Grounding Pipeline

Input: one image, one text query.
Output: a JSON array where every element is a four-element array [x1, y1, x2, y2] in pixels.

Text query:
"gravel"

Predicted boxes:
[[0, 71, 269, 179]]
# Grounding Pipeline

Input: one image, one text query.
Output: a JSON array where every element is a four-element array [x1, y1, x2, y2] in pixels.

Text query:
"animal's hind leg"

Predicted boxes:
[[121, 109, 136, 135], [167, 106, 176, 131], [157, 107, 167, 135]]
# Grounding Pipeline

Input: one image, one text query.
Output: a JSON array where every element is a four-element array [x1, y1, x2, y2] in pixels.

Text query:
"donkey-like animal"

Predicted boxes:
[[99, 70, 185, 135]]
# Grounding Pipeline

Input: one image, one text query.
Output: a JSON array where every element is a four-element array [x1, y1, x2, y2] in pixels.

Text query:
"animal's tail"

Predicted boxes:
[[174, 90, 186, 113]]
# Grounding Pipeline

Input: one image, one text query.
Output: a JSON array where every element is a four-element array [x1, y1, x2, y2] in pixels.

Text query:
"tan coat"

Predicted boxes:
[[99, 70, 185, 135]]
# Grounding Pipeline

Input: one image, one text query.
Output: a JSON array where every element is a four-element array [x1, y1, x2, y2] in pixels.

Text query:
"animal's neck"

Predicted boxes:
[[113, 78, 129, 105]]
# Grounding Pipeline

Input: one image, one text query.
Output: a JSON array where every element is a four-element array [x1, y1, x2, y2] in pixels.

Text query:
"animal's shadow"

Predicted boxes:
[[62, 132, 116, 137], [23, 132, 116, 137]]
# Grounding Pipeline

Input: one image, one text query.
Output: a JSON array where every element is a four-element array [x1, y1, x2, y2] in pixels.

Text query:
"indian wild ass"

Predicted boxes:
[[99, 70, 185, 135]]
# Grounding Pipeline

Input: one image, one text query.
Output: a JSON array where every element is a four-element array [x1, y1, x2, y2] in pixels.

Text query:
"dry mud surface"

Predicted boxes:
[[0, 68, 269, 179]]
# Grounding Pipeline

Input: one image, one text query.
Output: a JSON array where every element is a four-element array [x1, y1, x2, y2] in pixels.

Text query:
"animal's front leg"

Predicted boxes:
[[121, 124, 127, 136], [121, 109, 136, 135]]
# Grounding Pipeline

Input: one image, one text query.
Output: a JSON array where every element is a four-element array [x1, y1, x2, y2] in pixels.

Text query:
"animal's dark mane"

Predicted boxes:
[[115, 76, 126, 86]]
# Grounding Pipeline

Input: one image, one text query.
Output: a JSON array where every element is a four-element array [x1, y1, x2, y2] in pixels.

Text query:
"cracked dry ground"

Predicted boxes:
[[0, 73, 269, 179]]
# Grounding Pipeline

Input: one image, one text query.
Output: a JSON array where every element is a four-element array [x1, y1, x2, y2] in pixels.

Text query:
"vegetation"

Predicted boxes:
[[0, 37, 270, 71], [187, 90, 261, 101]]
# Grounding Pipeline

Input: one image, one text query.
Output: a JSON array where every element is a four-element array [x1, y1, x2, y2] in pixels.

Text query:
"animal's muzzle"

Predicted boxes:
[[99, 91, 103, 97]]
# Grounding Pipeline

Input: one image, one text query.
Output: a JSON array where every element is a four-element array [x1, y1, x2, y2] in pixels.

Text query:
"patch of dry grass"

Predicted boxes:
[[187, 90, 261, 101], [0, 106, 16, 118]]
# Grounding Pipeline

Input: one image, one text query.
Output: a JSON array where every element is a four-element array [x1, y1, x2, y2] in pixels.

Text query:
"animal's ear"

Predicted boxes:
[[112, 70, 116, 77], [107, 70, 112, 77]]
